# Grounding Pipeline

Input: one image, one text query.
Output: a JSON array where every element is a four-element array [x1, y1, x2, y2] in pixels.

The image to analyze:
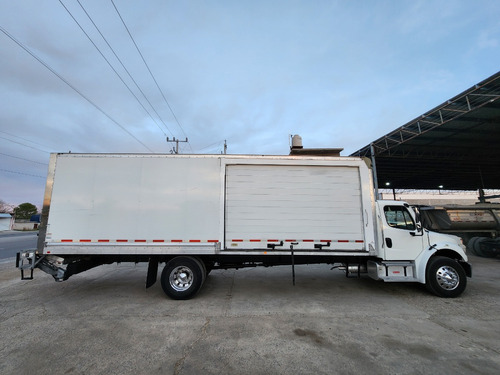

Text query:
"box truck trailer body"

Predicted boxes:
[[17, 153, 471, 299]]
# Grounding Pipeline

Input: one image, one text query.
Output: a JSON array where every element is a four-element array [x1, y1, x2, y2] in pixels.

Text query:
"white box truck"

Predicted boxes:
[[17, 153, 471, 299]]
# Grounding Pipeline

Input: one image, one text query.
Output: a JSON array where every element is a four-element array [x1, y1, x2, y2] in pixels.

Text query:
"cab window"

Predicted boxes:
[[384, 206, 416, 231]]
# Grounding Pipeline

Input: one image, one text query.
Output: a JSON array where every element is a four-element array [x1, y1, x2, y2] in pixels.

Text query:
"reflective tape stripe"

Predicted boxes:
[[56, 238, 364, 244], [229, 239, 364, 244], [57, 239, 221, 243]]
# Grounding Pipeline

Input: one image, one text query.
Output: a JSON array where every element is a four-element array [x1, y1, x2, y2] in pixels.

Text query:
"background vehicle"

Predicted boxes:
[[419, 204, 500, 258]]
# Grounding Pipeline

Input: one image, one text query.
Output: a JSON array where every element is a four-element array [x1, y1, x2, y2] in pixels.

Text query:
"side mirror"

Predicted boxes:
[[410, 223, 423, 237]]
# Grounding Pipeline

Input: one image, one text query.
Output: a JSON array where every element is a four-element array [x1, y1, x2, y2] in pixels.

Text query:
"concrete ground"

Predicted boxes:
[[1, 254, 499, 375]]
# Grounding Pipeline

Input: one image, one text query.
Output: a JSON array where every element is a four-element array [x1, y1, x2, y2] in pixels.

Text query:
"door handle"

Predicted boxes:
[[385, 238, 393, 248]]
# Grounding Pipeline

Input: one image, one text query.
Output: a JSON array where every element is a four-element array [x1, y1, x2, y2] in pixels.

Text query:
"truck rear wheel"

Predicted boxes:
[[161, 256, 206, 300], [425, 256, 466, 298]]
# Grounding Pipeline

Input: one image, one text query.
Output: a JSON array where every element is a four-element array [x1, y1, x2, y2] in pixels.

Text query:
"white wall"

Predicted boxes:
[[12, 222, 37, 231], [0, 216, 13, 231]]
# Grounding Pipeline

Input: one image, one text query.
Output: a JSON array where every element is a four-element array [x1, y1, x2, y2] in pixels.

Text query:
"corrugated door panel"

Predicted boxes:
[[224, 165, 365, 250]]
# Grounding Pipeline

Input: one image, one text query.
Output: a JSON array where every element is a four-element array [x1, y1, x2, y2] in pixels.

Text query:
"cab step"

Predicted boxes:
[[367, 260, 418, 282]]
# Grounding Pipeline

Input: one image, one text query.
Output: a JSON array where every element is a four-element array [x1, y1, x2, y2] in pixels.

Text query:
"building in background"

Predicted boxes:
[[0, 213, 13, 231]]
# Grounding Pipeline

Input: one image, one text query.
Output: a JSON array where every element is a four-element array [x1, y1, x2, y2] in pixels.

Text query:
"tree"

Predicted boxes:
[[13, 203, 38, 220], [0, 199, 13, 213]]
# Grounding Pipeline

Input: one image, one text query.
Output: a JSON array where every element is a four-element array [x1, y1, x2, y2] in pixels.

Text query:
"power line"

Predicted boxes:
[[59, 0, 172, 139], [197, 138, 230, 153], [0, 168, 45, 179], [0, 130, 51, 151], [0, 24, 154, 152], [0, 152, 48, 166], [111, 0, 193, 152], [197, 139, 225, 152], [0, 135, 49, 153], [74, 0, 175, 138]]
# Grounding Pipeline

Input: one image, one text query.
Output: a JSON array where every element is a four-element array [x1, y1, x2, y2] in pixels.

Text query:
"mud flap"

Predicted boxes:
[[146, 258, 159, 288]]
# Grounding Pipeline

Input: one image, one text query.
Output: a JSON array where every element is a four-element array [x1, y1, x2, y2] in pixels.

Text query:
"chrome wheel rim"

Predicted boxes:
[[169, 266, 193, 291], [436, 265, 459, 290]]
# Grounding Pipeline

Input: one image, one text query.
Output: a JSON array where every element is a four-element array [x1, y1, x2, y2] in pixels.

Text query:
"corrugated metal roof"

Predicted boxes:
[[351, 71, 500, 190]]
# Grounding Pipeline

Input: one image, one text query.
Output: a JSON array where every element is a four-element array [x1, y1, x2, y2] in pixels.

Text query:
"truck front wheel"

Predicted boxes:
[[425, 256, 466, 298], [161, 256, 206, 300]]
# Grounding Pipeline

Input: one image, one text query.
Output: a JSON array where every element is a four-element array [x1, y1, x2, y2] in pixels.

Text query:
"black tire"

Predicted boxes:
[[473, 238, 497, 258], [161, 256, 206, 300], [199, 259, 207, 284], [467, 237, 480, 256], [472, 237, 488, 257], [426, 256, 467, 298]]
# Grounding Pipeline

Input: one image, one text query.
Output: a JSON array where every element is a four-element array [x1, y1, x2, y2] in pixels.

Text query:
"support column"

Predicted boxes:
[[370, 144, 380, 200]]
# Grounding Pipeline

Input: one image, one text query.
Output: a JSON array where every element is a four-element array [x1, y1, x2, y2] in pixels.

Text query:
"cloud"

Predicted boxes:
[[1, 0, 499, 205]]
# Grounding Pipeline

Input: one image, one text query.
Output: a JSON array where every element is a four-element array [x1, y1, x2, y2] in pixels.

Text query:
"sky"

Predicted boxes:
[[1, 0, 499, 208]]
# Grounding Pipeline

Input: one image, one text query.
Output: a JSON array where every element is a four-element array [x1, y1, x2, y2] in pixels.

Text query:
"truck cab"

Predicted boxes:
[[371, 200, 471, 297]]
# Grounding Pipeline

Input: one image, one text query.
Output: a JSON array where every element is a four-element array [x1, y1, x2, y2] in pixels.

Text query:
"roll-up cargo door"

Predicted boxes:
[[224, 164, 366, 251]]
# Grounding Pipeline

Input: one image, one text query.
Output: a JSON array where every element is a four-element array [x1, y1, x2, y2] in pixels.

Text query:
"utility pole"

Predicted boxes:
[[166, 137, 188, 154]]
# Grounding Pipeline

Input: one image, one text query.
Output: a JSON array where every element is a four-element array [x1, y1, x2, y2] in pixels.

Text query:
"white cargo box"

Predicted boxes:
[[42, 154, 376, 256]]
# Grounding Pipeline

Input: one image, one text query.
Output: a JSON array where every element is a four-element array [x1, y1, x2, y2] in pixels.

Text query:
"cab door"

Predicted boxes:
[[380, 204, 424, 260]]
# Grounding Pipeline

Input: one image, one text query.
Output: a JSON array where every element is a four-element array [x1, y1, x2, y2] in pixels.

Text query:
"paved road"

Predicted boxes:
[[0, 231, 37, 260], [1, 253, 499, 374]]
